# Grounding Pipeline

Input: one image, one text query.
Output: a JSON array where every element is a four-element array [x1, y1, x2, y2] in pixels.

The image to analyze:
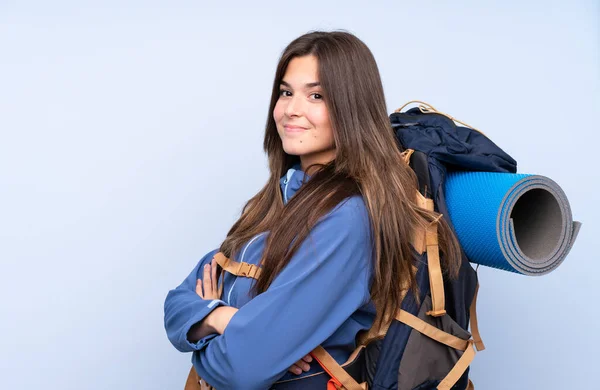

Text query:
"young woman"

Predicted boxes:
[[164, 30, 462, 389]]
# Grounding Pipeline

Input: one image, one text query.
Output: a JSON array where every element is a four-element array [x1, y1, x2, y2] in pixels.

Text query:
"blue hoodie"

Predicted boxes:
[[164, 166, 376, 389]]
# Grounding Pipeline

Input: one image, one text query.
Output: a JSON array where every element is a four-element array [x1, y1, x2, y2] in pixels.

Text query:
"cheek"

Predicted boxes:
[[273, 101, 284, 123], [309, 107, 333, 138]]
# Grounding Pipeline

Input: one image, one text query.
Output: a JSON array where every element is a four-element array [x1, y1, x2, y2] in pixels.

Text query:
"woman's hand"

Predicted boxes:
[[196, 257, 220, 300], [288, 354, 313, 375], [195, 257, 238, 335], [187, 258, 238, 341], [193, 257, 312, 374], [194, 258, 312, 373]]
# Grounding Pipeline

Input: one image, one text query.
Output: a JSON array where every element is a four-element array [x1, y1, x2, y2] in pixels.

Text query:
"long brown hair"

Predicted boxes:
[[219, 30, 461, 332]]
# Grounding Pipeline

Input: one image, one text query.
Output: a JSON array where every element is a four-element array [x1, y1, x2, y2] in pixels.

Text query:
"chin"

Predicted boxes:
[[281, 143, 308, 157]]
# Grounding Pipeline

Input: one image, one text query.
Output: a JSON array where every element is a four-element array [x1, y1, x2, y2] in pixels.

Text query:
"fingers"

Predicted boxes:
[[301, 354, 313, 364], [195, 278, 204, 299], [288, 357, 311, 375], [203, 263, 213, 295], [197, 260, 220, 300], [211, 258, 218, 295], [288, 364, 302, 375]]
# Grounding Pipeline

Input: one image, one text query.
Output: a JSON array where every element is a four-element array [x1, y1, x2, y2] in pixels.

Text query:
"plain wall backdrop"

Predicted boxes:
[[1, 1, 598, 389]]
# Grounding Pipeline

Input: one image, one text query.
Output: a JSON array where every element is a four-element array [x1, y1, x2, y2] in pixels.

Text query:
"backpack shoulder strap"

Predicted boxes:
[[310, 346, 367, 390], [213, 251, 262, 279]]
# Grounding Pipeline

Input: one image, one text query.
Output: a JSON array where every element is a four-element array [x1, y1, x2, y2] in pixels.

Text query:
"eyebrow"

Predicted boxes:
[[280, 80, 321, 88]]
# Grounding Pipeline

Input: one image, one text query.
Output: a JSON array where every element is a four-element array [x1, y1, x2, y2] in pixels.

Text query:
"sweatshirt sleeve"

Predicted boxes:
[[193, 196, 374, 390], [164, 248, 228, 352]]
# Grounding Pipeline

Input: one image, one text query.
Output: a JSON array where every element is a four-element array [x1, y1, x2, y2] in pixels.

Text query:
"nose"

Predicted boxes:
[[284, 94, 302, 117]]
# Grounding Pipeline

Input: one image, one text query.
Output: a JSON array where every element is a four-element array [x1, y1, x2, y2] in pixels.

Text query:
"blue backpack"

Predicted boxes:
[[364, 101, 516, 390]]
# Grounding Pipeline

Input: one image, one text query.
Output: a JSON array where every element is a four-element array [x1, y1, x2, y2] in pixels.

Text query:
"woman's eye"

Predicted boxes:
[[279, 89, 291, 97], [311, 93, 323, 100]]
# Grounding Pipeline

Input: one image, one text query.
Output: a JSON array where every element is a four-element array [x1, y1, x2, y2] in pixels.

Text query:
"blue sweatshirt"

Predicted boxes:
[[164, 166, 376, 389]]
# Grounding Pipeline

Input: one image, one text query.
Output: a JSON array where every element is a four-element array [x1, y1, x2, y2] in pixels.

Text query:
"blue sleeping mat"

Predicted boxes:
[[445, 171, 581, 275]]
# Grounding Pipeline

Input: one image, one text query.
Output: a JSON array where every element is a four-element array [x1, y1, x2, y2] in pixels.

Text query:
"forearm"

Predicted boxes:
[[190, 198, 373, 388], [187, 306, 239, 343], [164, 248, 229, 352]]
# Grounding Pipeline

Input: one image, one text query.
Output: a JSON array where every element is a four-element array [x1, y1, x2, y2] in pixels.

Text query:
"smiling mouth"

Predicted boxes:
[[284, 125, 308, 132]]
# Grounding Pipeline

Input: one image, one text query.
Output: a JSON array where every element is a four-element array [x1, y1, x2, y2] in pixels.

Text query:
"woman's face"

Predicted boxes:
[[273, 55, 336, 171]]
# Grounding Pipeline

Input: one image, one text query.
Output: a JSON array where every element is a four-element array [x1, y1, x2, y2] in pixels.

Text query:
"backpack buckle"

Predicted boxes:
[[237, 262, 252, 277]]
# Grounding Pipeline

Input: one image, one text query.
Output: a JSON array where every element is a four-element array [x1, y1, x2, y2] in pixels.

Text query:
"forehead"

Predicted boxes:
[[281, 55, 319, 86]]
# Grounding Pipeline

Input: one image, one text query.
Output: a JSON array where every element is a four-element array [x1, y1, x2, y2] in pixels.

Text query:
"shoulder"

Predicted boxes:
[[322, 195, 372, 239], [331, 194, 369, 218], [330, 194, 369, 218]]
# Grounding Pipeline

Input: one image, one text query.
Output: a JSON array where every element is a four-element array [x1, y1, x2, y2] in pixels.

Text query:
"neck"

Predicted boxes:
[[300, 150, 336, 174]]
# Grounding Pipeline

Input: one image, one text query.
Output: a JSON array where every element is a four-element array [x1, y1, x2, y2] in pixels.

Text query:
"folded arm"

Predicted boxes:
[[164, 248, 228, 352], [194, 197, 374, 390]]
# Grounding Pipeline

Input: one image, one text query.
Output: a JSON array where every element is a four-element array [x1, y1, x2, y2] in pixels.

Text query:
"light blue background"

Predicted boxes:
[[1, 1, 598, 389]]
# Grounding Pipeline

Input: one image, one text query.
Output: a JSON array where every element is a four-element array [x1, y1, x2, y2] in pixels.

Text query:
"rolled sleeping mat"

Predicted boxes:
[[444, 172, 581, 275]]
